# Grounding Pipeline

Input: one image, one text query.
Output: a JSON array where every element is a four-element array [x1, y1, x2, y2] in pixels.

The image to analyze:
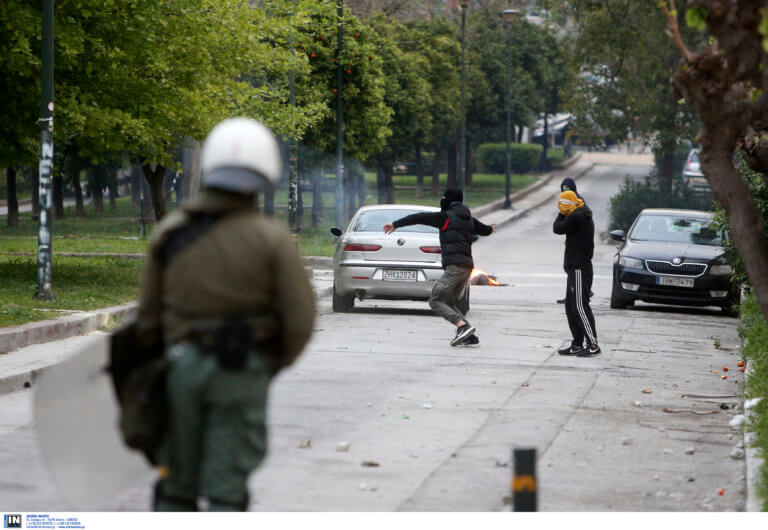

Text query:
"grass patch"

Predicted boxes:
[[0, 255, 143, 328], [738, 291, 768, 510]]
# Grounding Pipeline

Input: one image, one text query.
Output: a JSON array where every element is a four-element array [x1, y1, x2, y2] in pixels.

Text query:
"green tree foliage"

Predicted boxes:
[[556, 0, 701, 190]]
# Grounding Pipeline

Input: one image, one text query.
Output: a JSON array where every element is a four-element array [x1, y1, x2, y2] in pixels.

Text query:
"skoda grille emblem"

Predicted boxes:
[[672, 257, 682, 265], [397, 238, 406, 246]]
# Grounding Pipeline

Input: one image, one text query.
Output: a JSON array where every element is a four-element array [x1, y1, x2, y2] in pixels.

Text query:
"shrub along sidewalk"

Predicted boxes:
[[739, 292, 768, 510]]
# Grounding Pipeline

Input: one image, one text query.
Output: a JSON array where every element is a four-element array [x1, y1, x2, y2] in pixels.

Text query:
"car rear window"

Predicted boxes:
[[351, 209, 439, 233], [629, 215, 724, 246]]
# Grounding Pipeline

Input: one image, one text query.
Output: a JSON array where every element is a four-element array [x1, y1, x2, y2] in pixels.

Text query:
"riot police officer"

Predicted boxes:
[[136, 118, 315, 511]]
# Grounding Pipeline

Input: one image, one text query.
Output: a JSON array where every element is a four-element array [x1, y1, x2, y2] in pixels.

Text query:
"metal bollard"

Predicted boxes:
[[511, 448, 537, 511]]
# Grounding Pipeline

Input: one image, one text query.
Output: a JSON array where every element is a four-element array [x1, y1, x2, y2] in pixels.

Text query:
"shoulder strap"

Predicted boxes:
[[158, 213, 226, 267]]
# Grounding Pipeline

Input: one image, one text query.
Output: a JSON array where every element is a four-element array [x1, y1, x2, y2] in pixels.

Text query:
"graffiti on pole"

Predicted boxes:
[[37, 127, 55, 300]]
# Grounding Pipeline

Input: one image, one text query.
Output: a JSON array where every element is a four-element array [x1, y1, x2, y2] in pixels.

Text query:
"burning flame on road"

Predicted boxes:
[[470, 268, 501, 286]]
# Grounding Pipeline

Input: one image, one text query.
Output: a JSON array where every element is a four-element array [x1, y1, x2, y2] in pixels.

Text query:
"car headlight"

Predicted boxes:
[[619, 256, 644, 270], [709, 264, 733, 275]]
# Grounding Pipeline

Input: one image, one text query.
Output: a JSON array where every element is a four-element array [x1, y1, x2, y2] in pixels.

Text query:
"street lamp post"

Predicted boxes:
[[502, 8, 520, 209], [335, 0, 345, 229], [458, 0, 470, 191]]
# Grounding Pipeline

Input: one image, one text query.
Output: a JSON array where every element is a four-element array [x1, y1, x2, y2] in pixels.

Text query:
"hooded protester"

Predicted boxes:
[[383, 188, 494, 346], [553, 190, 601, 357], [556, 177, 592, 304]]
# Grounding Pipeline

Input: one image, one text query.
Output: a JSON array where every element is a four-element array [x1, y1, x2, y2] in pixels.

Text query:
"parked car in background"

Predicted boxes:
[[610, 209, 739, 316], [330, 205, 469, 313], [682, 148, 712, 196]]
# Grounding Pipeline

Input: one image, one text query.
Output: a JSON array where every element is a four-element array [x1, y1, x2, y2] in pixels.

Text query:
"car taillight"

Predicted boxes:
[[420, 246, 441, 254], [344, 243, 381, 252]]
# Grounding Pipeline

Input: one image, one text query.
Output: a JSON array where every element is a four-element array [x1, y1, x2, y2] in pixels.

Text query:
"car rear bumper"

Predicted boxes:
[[334, 262, 444, 300], [615, 266, 735, 306]]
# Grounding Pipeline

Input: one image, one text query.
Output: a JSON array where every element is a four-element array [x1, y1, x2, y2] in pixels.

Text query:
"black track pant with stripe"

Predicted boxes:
[[565, 267, 597, 347]]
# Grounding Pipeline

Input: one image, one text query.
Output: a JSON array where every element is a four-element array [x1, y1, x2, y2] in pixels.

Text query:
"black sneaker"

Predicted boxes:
[[451, 324, 476, 346], [462, 335, 480, 347], [558, 344, 581, 355], [556, 297, 566, 304], [576, 344, 601, 357]]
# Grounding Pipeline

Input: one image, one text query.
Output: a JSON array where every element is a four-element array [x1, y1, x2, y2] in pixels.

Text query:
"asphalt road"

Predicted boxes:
[[0, 156, 747, 511]]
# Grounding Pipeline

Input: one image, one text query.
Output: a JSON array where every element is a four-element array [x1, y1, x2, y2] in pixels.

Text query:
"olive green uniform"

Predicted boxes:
[[137, 190, 315, 511]]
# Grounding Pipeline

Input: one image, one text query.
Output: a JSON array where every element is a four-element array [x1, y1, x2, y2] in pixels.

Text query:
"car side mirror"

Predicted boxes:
[[330, 227, 343, 238], [610, 230, 626, 242]]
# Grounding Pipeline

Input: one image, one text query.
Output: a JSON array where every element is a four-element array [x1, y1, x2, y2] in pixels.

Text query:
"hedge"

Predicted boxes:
[[477, 143, 543, 174]]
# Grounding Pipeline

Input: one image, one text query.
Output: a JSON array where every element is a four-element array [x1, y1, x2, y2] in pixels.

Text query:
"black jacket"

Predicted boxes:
[[553, 205, 594, 270], [393, 203, 492, 269]]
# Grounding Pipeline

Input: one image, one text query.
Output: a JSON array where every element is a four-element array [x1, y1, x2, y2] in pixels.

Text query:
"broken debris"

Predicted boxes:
[[336, 441, 351, 452]]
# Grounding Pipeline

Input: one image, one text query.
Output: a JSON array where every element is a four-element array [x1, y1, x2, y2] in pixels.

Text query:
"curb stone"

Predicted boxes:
[[0, 303, 137, 355], [744, 361, 765, 512]]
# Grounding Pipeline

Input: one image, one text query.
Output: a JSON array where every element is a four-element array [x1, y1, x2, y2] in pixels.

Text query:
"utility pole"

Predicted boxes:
[[335, 0, 345, 229], [37, 0, 55, 300]]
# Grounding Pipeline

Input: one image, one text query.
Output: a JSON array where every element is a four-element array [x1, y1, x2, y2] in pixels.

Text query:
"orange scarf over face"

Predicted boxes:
[[558, 190, 584, 216]]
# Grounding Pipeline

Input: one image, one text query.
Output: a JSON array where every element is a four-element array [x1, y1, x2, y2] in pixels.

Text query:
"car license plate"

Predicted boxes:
[[657, 276, 694, 288], [383, 269, 417, 282]]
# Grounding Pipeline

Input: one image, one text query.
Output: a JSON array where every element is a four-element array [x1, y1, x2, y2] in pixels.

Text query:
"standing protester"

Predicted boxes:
[[383, 188, 495, 346], [136, 118, 315, 511], [557, 177, 592, 304], [553, 190, 601, 357]]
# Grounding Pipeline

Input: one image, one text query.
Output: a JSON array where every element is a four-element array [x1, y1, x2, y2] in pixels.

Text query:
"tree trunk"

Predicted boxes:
[[92, 187, 104, 213], [72, 169, 85, 217], [263, 191, 275, 216], [377, 166, 386, 204], [431, 148, 440, 196], [416, 146, 424, 199], [656, 140, 675, 196], [384, 165, 395, 204], [6, 165, 18, 227], [465, 141, 473, 186], [53, 174, 64, 219], [141, 162, 168, 220], [312, 171, 324, 227], [446, 143, 458, 187], [541, 113, 550, 170], [296, 174, 305, 231], [130, 165, 141, 208], [163, 171, 173, 203], [357, 169, 366, 208], [108, 180, 118, 210], [701, 149, 768, 322]]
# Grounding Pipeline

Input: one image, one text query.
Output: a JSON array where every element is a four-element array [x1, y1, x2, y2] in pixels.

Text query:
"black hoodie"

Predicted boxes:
[[392, 203, 492, 269], [553, 204, 594, 270]]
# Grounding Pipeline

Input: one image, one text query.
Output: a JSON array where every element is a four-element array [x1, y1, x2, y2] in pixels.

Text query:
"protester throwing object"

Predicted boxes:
[[383, 188, 494, 346]]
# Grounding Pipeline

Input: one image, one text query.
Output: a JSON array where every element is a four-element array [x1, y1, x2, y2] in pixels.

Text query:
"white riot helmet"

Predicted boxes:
[[200, 117, 283, 194]]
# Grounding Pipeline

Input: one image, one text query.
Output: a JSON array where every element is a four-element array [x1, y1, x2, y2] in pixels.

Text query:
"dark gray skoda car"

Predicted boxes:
[[610, 209, 739, 316]]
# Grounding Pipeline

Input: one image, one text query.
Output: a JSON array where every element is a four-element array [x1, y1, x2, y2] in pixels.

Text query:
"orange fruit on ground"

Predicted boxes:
[[721, 375, 727, 380], [740, 367, 746, 372], [713, 370, 719, 374], [723, 366, 729, 372], [737, 361, 744, 367]]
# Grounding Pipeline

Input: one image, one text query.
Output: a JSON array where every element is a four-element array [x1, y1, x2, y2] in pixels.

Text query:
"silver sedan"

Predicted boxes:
[[330, 204, 468, 313]]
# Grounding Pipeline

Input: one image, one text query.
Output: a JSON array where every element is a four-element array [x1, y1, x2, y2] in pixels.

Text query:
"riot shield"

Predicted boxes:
[[34, 333, 153, 510]]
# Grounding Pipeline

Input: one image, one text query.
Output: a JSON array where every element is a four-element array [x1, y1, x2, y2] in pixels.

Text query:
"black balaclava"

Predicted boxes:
[[560, 177, 577, 193], [441, 187, 464, 211]]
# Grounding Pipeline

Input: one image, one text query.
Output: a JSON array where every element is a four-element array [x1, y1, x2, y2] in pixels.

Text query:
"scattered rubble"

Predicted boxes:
[[361, 461, 380, 467], [298, 440, 312, 449], [336, 441, 351, 452], [621, 437, 633, 446], [684, 447, 695, 455]]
